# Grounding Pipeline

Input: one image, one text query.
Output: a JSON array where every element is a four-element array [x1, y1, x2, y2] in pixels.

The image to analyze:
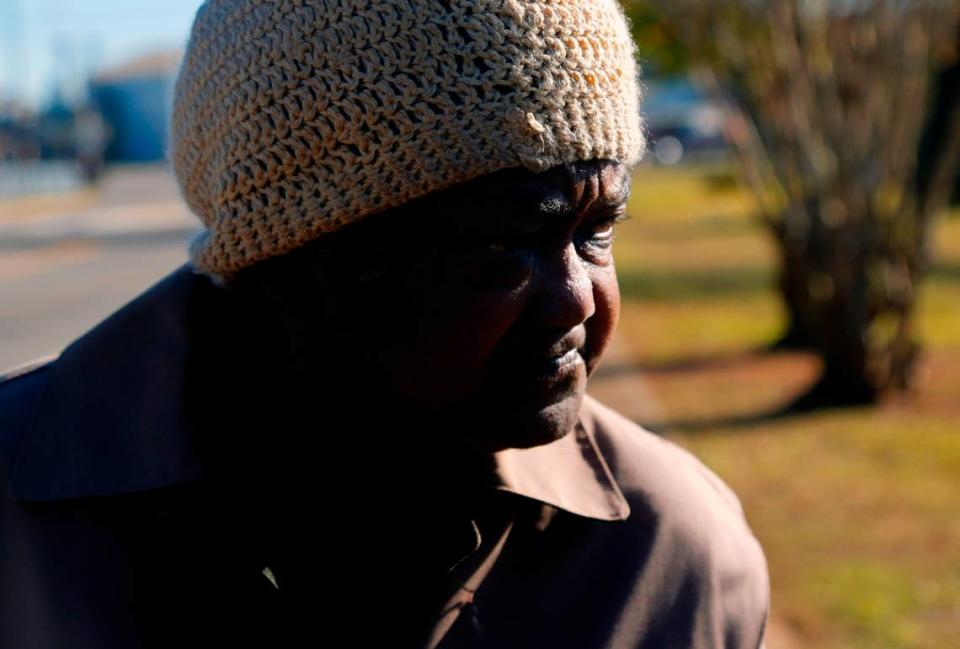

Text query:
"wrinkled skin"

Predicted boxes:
[[228, 158, 631, 453]]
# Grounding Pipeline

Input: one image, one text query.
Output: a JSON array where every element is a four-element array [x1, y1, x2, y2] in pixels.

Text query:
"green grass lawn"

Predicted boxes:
[[614, 164, 960, 649]]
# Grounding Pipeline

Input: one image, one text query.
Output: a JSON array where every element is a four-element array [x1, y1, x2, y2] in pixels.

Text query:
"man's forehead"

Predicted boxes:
[[439, 161, 629, 214], [318, 160, 630, 250]]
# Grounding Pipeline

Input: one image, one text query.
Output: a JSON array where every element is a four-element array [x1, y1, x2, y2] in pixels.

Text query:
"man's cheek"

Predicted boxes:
[[375, 319, 507, 407], [420, 313, 512, 374], [585, 271, 620, 374], [425, 288, 524, 352], [599, 271, 620, 334]]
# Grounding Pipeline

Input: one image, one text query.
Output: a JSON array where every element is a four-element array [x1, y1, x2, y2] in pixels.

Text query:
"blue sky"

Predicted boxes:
[[1, 0, 204, 108]]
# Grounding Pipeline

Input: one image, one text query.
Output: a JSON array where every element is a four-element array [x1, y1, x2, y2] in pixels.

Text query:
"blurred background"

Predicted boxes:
[[1, 1, 958, 647]]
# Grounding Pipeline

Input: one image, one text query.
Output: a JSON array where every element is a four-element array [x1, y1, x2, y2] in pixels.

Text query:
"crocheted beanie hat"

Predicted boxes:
[[169, 0, 646, 282]]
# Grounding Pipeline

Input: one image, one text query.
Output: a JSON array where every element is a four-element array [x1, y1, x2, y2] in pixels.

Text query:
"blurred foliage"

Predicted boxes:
[[614, 163, 960, 648], [624, 1, 960, 405], [623, 2, 690, 74]]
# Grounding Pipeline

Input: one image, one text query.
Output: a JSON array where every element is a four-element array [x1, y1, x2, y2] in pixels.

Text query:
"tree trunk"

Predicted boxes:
[[770, 225, 823, 351], [773, 196, 921, 408]]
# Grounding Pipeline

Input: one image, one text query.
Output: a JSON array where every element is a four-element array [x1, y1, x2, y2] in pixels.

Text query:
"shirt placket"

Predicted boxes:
[[426, 490, 544, 649]]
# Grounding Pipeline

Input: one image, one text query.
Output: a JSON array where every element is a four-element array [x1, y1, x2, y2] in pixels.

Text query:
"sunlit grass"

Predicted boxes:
[[615, 163, 960, 649]]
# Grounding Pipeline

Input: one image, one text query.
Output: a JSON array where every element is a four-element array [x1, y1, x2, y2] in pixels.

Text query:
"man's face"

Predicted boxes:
[[368, 159, 630, 452]]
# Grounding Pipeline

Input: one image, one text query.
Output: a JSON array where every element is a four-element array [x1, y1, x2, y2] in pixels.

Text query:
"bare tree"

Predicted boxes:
[[636, 0, 960, 405]]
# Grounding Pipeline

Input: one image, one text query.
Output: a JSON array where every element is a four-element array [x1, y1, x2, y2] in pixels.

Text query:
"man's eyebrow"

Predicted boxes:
[[473, 185, 570, 210], [538, 194, 572, 216], [459, 190, 571, 220]]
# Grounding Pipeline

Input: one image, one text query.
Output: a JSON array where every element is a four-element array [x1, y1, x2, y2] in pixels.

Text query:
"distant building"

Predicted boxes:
[[0, 108, 40, 161], [88, 50, 182, 163], [36, 92, 76, 159]]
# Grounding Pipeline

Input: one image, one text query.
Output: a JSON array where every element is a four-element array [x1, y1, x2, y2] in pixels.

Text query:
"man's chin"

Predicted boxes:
[[464, 389, 585, 453]]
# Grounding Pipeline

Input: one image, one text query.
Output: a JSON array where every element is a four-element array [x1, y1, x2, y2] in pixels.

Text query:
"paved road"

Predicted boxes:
[[0, 166, 197, 370], [0, 238, 191, 371]]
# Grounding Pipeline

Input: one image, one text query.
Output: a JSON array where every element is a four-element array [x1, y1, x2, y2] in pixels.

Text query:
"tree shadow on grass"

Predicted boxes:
[[638, 401, 800, 435], [616, 267, 773, 302], [595, 345, 855, 434], [636, 381, 865, 435], [929, 262, 960, 281], [594, 345, 774, 377]]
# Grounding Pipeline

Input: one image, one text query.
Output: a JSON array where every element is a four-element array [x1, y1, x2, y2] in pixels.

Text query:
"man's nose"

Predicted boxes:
[[530, 242, 596, 329]]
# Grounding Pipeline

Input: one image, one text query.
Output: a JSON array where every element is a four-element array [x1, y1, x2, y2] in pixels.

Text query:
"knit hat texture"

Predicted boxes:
[[170, 0, 646, 281]]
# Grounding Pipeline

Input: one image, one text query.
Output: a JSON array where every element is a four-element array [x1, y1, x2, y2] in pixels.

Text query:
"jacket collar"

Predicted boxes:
[[9, 264, 213, 502], [9, 263, 629, 522], [492, 422, 629, 521]]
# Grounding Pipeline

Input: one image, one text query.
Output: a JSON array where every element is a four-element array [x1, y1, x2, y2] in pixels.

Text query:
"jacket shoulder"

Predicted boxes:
[[582, 394, 746, 513], [580, 393, 770, 648], [0, 356, 56, 479], [581, 393, 748, 511]]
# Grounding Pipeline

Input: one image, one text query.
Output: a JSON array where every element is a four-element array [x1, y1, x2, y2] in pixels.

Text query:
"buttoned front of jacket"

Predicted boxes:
[[0, 264, 769, 649]]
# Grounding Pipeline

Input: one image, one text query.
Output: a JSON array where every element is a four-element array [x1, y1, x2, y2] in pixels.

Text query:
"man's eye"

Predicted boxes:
[[581, 212, 630, 246], [590, 223, 615, 240], [441, 233, 536, 292]]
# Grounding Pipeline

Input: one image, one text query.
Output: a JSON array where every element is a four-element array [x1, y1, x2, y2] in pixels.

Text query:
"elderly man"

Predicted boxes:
[[0, 1, 769, 647]]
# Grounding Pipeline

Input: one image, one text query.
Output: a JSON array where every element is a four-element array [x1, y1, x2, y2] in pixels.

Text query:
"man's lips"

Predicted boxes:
[[480, 328, 590, 402], [508, 329, 586, 364], [492, 345, 586, 403], [525, 347, 584, 377]]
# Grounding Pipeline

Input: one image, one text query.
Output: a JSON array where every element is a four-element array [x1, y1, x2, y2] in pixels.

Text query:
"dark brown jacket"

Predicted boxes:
[[0, 264, 769, 648]]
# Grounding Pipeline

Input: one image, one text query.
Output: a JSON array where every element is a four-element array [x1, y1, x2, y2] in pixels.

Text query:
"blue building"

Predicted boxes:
[[88, 51, 181, 163]]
